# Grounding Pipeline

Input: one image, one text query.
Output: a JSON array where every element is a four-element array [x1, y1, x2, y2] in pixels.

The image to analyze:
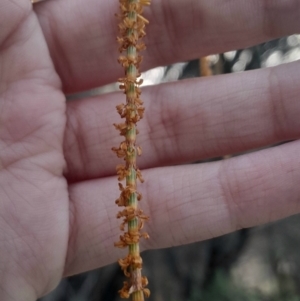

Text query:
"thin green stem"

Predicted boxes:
[[114, 0, 150, 299]]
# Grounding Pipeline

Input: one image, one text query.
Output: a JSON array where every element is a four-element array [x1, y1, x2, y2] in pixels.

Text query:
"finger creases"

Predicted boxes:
[[64, 61, 300, 182], [65, 140, 300, 276], [36, 0, 300, 92]]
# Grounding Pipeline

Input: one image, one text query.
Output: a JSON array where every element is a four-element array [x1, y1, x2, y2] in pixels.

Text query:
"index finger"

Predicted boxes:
[[35, 0, 300, 93]]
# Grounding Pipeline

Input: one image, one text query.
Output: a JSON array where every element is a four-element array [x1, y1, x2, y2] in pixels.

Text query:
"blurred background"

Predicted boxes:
[[40, 35, 300, 301]]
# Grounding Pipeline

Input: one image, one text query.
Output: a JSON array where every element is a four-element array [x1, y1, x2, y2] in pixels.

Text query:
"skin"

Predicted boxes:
[[0, 0, 299, 299]]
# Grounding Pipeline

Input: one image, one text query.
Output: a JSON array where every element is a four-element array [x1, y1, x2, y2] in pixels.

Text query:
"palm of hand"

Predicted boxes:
[[1, 0, 300, 300], [0, 2, 68, 299]]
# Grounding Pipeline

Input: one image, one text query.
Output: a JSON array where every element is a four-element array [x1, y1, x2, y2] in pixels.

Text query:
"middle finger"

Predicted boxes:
[[64, 60, 300, 182]]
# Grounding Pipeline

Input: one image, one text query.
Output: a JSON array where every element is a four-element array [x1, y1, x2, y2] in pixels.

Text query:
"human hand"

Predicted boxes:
[[0, 0, 299, 300]]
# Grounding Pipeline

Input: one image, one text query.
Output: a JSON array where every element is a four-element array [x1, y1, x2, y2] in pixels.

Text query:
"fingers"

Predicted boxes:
[[35, 0, 300, 92], [64, 60, 300, 182], [65, 139, 300, 276]]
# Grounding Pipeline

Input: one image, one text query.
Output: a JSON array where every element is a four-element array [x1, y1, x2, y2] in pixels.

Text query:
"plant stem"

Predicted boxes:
[[113, 0, 150, 299]]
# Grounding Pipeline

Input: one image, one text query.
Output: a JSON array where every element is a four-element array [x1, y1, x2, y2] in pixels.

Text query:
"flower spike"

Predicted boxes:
[[113, 0, 151, 299]]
